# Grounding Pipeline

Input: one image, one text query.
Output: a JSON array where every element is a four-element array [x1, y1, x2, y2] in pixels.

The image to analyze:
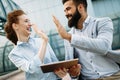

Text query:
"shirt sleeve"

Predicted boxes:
[[8, 53, 42, 74], [64, 40, 74, 60], [70, 17, 113, 55]]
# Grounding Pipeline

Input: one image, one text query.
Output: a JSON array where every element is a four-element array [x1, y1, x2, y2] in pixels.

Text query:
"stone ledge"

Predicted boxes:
[[0, 69, 22, 80]]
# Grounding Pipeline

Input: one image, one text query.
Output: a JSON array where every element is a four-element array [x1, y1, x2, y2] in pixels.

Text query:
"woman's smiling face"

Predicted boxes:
[[15, 14, 32, 37]]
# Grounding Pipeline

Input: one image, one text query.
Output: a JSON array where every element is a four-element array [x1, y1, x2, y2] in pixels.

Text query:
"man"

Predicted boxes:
[[53, 0, 120, 80]]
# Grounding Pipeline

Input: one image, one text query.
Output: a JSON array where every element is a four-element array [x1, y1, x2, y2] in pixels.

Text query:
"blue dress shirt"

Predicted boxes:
[[64, 16, 120, 79], [9, 37, 59, 80]]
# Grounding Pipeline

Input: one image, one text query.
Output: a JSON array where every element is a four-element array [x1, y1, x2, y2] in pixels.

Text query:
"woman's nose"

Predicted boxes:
[[28, 22, 32, 26]]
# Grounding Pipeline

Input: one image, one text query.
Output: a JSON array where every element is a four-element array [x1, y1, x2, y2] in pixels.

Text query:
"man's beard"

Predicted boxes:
[[67, 9, 81, 29]]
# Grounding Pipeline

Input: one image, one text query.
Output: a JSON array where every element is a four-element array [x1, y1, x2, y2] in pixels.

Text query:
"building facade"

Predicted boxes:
[[0, 0, 120, 75]]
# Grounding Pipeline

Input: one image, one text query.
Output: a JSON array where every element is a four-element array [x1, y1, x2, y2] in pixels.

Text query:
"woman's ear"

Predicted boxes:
[[12, 23, 18, 30]]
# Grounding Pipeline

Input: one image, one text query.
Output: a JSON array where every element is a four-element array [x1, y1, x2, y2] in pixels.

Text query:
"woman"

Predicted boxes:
[[4, 10, 59, 80]]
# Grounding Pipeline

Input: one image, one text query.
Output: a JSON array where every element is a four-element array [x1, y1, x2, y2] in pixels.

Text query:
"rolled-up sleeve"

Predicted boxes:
[[8, 53, 42, 74]]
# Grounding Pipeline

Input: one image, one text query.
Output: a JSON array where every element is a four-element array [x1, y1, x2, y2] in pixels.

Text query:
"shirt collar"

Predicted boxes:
[[81, 16, 91, 31], [17, 36, 31, 45], [83, 16, 90, 26]]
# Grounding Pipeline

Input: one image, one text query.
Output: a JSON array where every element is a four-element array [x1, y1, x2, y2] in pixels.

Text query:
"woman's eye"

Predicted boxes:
[[25, 20, 29, 23], [25, 20, 28, 22]]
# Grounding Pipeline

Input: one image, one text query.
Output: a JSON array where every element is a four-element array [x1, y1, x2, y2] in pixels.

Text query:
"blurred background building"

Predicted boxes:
[[0, 0, 120, 79], [0, 0, 20, 76]]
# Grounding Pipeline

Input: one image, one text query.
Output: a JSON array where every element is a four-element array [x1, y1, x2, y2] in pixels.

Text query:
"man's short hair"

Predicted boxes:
[[62, 0, 87, 11]]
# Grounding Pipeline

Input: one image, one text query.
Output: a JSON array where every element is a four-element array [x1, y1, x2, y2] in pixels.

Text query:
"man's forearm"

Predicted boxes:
[[65, 33, 71, 42]]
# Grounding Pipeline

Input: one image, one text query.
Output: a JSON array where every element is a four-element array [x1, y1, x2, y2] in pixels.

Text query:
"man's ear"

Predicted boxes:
[[12, 23, 18, 30], [77, 4, 84, 12]]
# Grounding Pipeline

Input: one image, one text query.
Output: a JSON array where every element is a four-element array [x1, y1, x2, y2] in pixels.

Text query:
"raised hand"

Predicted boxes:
[[31, 24, 48, 42], [52, 15, 71, 42]]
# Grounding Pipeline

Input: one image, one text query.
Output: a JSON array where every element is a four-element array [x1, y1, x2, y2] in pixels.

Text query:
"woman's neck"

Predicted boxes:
[[17, 33, 29, 42]]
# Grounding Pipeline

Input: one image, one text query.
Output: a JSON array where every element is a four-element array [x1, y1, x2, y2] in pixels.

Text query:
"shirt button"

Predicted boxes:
[[95, 70, 100, 75], [97, 73, 100, 75], [90, 61, 92, 63]]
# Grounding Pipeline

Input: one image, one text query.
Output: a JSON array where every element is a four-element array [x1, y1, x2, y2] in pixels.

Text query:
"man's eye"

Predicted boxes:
[[67, 7, 71, 10]]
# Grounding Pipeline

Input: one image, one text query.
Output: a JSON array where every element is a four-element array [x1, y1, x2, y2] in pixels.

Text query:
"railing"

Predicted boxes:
[[112, 17, 120, 50], [0, 17, 6, 36], [48, 31, 65, 61], [0, 41, 17, 76]]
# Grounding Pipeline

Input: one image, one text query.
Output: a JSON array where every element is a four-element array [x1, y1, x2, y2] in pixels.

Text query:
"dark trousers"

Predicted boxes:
[[78, 74, 83, 80]]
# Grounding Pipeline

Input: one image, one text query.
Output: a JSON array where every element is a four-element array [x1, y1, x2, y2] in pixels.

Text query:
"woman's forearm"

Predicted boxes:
[[38, 39, 48, 63], [31, 24, 48, 63]]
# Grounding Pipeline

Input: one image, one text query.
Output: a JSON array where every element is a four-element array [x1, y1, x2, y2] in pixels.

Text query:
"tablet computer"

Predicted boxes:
[[40, 58, 78, 73]]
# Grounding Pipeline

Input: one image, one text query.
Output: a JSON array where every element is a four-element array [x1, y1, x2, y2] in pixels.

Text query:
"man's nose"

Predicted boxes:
[[65, 11, 69, 17]]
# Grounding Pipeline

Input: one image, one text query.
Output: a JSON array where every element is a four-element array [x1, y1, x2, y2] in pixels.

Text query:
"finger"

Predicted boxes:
[[63, 68, 67, 72], [52, 15, 60, 28], [55, 69, 66, 78], [66, 69, 69, 72], [59, 68, 66, 74], [52, 16, 64, 31], [52, 15, 58, 26], [76, 64, 81, 67], [54, 68, 61, 75], [76, 64, 81, 71], [52, 15, 56, 21], [52, 15, 58, 23], [55, 71, 63, 78], [59, 72, 67, 78]]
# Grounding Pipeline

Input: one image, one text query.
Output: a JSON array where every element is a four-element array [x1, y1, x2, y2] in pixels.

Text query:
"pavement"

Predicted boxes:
[[5, 72, 25, 80], [0, 70, 25, 80], [0, 70, 71, 80]]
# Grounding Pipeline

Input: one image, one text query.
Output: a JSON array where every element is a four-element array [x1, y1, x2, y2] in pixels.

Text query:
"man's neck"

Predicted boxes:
[[77, 14, 88, 30]]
